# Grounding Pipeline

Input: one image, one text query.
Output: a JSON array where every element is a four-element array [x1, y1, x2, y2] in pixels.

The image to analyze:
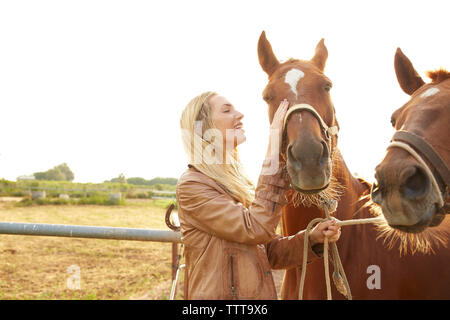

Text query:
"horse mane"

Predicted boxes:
[[281, 58, 310, 65], [284, 58, 300, 63], [426, 68, 450, 84]]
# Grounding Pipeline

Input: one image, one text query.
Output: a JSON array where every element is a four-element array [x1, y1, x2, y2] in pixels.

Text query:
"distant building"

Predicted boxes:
[[17, 175, 36, 181]]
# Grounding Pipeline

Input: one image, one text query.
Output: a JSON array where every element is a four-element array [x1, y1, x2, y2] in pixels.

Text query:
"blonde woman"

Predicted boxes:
[[176, 92, 341, 300]]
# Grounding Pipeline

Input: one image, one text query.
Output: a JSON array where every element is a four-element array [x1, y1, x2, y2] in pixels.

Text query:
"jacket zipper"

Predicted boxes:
[[230, 255, 236, 298]]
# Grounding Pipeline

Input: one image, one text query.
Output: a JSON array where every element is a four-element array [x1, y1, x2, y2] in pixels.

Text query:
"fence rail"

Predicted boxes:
[[0, 222, 181, 243], [10, 186, 176, 194], [0, 209, 185, 296]]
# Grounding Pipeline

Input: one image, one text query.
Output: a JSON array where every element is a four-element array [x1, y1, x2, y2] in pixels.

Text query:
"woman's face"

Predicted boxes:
[[209, 95, 246, 149]]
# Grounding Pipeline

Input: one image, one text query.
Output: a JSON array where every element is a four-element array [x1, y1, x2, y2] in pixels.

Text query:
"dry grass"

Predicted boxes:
[[0, 197, 181, 300]]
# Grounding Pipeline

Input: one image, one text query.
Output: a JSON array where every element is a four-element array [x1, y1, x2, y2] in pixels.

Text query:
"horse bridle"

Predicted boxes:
[[388, 130, 450, 213], [282, 103, 339, 158], [280, 103, 339, 192]]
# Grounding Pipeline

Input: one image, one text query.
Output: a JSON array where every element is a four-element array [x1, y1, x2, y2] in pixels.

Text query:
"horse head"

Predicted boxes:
[[258, 31, 340, 201], [371, 48, 450, 233]]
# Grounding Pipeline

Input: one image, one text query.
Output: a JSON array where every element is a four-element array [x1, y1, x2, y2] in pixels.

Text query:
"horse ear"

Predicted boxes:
[[258, 31, 280, 76], [394, 48, 425, 95], [311, 38, 328, 71]]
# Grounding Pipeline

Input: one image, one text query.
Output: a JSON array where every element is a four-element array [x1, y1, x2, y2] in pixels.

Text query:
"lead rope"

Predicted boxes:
[[281, 104, 385, 299], [298, 200, 385, 300]]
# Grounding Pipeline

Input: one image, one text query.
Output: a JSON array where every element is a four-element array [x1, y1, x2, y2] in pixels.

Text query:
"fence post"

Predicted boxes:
[[172, 242, 178, 281]]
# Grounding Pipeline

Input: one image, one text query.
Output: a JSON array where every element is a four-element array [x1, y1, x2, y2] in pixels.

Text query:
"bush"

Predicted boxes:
[[16, 198, 72, 207], [137, 192, 149, 199], [15, 196, 125, 207], [125, 176, 178, 186], [152, 199, 177, 210], [77, 195, 125, 206]]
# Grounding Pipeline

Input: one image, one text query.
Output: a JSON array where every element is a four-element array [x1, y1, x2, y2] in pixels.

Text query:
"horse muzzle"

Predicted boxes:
[[286, 141, 332, 192]]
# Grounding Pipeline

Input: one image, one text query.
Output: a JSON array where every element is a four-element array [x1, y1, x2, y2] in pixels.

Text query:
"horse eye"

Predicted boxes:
[[324, 83, 332, 92], [263, 96, 272, 102]]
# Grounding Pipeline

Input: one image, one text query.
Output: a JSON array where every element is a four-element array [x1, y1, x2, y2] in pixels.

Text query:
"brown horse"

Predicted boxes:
[[257, 31, 450, 299], [371, 48, 449, 234]]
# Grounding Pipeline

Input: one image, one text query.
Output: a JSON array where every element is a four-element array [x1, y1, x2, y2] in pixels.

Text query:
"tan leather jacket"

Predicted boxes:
[[176, 163, 322, 300]]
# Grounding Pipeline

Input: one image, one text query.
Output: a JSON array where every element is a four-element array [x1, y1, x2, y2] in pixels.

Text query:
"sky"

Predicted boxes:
[[0, 0, 448, 184]]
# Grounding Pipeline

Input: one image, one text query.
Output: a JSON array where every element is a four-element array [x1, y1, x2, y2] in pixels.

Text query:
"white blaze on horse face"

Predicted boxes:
[[420, 87, 440, 99], [285, 68, 304, 98]]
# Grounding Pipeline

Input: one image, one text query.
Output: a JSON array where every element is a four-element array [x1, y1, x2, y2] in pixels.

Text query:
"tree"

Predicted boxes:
[[46, 168, 66, 181], [110, 173, 127, 184], [126, 177, 148, 186], [56, 163, 75, 181], [33, 163, 75, 181]]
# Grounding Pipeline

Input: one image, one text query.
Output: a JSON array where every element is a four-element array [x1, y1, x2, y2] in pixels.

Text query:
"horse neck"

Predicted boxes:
[[332, 148, 372, 220]]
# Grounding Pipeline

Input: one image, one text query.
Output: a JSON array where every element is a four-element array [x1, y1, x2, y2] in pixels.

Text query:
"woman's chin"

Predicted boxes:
[[226, 132, 246, 147], [236, 134, 246, 146]]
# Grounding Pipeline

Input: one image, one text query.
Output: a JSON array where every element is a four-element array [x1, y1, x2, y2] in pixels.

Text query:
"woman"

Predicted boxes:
[[176, 91, 341, 300]]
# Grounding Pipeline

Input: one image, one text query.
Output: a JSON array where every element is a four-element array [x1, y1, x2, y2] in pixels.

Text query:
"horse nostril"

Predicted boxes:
[[287, 145, 302, 170], [319, 140, 329, 166], [400, 166, 430, 200]]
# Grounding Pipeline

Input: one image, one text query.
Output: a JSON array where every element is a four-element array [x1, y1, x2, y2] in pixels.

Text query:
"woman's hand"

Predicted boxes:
[[265, 99, 289, 160], [270, 98, 289, 139], [309, 218, 342, 246], [263, 99, 289, 175]]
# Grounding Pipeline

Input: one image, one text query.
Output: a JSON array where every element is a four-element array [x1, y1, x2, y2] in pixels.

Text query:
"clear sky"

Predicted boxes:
[[0, 0, 448, 184]]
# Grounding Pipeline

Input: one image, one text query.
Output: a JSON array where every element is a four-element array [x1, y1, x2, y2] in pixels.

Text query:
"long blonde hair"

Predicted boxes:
[[180, 91, 255, 207]]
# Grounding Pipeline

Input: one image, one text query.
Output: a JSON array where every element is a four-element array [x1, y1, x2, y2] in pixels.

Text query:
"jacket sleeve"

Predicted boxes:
[[266, 231, 323, 270], [176, 162, 290, 245]]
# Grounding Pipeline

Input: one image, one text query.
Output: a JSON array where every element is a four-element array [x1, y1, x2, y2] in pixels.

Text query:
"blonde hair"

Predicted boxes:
[[180, 91, 255, 207]]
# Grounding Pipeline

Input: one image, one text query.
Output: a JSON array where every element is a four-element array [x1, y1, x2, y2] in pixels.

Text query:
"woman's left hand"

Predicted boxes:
[[309, 218, 341, 246]]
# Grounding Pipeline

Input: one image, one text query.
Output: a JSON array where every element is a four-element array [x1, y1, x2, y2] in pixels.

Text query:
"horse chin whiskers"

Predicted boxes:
[[364, 199, 449, 256], [291, 183, 330, 194], [290, 174, 344, 211]]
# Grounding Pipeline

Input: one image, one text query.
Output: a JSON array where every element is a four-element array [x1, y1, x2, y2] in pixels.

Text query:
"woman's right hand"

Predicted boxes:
[[270, 98, 289, 137], [266, 99, 289, 157], [263, 99, 290, 175]]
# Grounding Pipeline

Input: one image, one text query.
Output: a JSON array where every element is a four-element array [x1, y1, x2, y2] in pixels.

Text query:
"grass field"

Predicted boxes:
[[0, 197, 182, 300]]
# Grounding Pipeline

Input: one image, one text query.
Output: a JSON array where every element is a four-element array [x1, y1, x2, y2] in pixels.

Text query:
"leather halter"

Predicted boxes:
[[389, 130, 450, 212], [283, 104, 339, 140], [281, 104, 339, 159], [280, 103, 339, 193]]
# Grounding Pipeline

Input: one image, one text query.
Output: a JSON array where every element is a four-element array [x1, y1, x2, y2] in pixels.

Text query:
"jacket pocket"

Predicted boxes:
[[223, 247, 264, 299]]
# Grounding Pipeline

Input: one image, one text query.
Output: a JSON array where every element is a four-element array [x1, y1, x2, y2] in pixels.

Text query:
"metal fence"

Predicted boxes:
[[0, 221, 183, 297], [0, 222, 181, 242]]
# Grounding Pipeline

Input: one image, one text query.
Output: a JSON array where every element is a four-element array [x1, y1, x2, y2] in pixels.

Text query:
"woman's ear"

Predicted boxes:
[[258, 31, 280, 77], [394, 48, 425, 95]]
